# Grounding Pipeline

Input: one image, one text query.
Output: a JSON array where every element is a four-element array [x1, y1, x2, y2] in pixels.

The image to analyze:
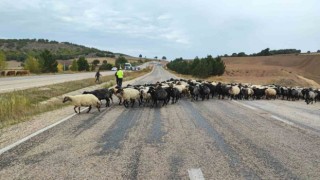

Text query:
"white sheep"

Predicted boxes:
[[265, 88, 277, 100], [140, 87, 152, 105], [110, 87, 124, 105], [62, 94, 101, 113], [228, 85, 240, 99], [115, 88, 141, 108]]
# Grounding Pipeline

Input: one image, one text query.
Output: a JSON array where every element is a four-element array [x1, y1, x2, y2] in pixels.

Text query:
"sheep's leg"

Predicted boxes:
[[131, 99, 135, 107], [78, 107, 81, 114], [74, 106, 78, 113], [87, 105, 92, 113], [124, 100, 129, 108], [106, 99, 110, 107]]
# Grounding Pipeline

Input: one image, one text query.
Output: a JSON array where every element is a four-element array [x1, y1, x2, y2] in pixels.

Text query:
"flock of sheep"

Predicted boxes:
[[62, 78, 320, 113]]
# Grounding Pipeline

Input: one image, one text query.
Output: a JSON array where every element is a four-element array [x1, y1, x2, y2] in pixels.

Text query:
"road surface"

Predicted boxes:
[[0, 62, 152, 93], [0, 64, 320, 179]]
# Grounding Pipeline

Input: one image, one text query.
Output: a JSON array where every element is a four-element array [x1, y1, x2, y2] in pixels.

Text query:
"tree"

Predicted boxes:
[[91, 59, 100, 71], [24, 55, 40, 73], [307, 51, 311, 54], [115, 56, 128, 68], [257, 48, 270, 56], [77, 56, 89, 71], [139, 54, 142, 59], [237, 52, 247, 57], [317, 50, 320, 53], [39, 49, 58, 73], [162, 56, 167, 60], [92, 59, 100, 66], [154, 56, 158, 60], [99, 60, 113, 70], [0, 51, 7, 70], [70, 59, 78, 71]]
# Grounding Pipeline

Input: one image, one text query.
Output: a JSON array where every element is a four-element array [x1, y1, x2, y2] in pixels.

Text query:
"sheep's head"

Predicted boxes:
[[62, 96, 71, 103], [83, 91, 89, 94], [115, 88, 124, 95]]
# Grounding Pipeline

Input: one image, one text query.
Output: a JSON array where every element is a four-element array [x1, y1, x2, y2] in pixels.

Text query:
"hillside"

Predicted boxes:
[[216, 54, 320, 88], [0, 39, 115, 61]]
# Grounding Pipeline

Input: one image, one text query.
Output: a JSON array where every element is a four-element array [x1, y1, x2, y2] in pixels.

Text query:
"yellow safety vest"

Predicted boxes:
[[117, 70, 124, 78]]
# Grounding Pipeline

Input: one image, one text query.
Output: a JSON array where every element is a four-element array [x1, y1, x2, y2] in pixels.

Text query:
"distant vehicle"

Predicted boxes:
[[124, 63, 132, 70], [111, 67, 117, 71]]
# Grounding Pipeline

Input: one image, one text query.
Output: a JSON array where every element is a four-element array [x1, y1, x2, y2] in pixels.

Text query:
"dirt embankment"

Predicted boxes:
[[215, 54, 320, 88]]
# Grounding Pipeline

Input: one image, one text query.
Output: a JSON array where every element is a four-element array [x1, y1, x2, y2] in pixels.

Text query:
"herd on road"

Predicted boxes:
[[62, 78, 320, 113]]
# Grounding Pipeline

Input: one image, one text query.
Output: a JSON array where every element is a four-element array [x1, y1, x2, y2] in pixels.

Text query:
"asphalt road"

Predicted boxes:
[[0, 65, 320, 179], [0, 62, 152, 93]]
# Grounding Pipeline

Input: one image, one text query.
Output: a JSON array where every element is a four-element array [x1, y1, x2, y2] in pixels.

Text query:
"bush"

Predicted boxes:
[[24, 55, 40, 73]]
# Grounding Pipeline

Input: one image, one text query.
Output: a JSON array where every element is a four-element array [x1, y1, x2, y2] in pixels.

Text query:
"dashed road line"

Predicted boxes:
[[270, 115, 296, 127], [232, 100, 297, 127], [188, 168, 205, 180]]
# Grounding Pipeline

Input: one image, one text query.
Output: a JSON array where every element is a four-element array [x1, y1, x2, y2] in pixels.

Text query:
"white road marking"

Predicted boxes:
[[271, 115, 296, 127], [232, 100, 257, 110], [232, 100, 300, 129], [0, 108, 88, 155], [188, 168, 205, 180]]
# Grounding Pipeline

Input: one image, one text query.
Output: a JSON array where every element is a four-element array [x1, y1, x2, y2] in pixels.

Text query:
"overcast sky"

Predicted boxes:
[[1, 0, 319, 60]]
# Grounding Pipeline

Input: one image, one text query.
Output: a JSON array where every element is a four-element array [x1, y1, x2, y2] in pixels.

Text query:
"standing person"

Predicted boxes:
[[95, 70, 101, 83], [116, 66, 124, 88], [115, 69, 119, 87]]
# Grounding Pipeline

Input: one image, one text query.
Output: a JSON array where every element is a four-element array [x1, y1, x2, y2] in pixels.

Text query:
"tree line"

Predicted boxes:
[[223, 48, 302, 57], [167, 55, 225, 78], [21, 50, 129, 73]]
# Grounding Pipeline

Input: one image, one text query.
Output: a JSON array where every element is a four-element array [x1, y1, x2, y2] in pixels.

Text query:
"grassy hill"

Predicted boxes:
[[0, 39, 116, 61]]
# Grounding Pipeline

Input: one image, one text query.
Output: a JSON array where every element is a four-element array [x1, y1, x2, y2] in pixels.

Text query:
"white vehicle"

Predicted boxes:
[[111, 67, 118, 71], [124, 63, 132, 70]]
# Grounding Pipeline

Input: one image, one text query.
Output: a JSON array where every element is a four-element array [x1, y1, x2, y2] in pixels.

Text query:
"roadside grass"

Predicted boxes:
[[0, 68, 152, 129]]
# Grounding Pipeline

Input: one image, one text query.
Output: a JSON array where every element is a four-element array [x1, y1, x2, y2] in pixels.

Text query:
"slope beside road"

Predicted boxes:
[[0, 65, 320, 179], [0, 62, 152, 93]]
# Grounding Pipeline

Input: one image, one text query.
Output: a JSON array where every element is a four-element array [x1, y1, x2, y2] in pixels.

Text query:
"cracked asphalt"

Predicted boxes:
[[1, 64, 320, 179]]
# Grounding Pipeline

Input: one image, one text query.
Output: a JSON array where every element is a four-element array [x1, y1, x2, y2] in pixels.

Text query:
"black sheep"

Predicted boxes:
[[83, 88, 113, 107]]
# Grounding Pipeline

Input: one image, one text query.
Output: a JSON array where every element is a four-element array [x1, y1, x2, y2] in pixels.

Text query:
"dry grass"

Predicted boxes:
[[168, 55, 320, 88], [0, 68, 152, 129]]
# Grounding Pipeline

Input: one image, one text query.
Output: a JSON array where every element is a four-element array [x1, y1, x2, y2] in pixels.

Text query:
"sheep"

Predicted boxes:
[[216, 83, 230, 99], [242, 87, 254, 100], [228, 85, 240, 100], [265, 88, 277, 100], [115, 88, 141, 108], [62, 94, 101, 113], [147, 86, 168, 107], [110, 87, 123, 105], [165, 86, 180, 104], [305, 89, 317, 104], [140, 87, 152, 106], [83, 88, 113, 107], [199, 84, 210, 100], [252, 87, 267, 100]]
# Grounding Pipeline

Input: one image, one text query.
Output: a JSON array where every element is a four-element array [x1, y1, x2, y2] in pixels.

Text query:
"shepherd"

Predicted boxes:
[[116, 66, 124, 88], [95, 70, 101, 83]]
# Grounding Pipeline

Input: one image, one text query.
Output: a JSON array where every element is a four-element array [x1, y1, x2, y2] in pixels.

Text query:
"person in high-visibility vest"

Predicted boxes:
[[116, 66, 124, 88]]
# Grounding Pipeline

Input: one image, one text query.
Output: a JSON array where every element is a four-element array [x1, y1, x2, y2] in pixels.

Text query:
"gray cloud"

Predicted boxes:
[[0, 0, 319, 59]]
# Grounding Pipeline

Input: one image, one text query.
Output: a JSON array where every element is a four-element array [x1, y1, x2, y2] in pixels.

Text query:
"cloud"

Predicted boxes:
[[0, 0, 319, 59]]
